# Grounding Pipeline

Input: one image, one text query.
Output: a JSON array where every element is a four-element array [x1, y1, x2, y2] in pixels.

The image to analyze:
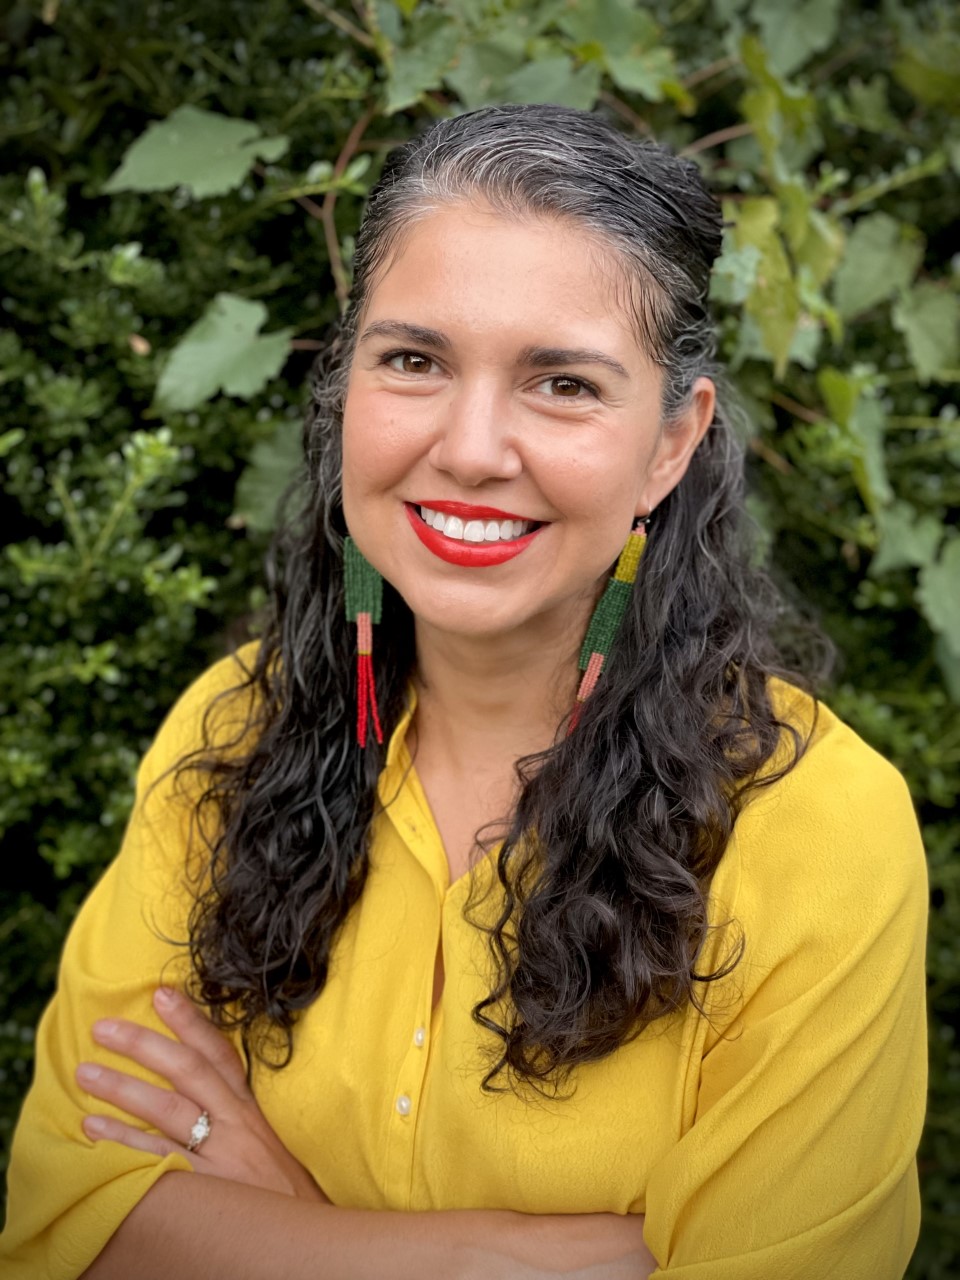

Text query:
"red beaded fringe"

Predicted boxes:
[[568, 652, 605, 734], [355, 612, 383, 747]]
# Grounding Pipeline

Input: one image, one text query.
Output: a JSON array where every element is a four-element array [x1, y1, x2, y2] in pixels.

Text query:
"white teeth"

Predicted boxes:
[[416, 505, 535, 543]]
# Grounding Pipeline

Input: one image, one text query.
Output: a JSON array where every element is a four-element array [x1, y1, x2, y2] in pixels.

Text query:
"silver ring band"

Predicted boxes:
[[186, 1109, 211, 1152]]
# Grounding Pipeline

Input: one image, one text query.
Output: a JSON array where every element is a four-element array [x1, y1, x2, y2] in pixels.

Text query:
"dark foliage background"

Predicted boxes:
[[1, 0, 957, 1272]]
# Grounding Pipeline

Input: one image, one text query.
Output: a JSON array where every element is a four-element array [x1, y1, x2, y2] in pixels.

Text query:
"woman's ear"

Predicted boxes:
[[636, 376, 716, 516]]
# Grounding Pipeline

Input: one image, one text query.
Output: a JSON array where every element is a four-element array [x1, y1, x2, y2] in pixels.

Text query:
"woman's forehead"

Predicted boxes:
[[360, 201, 656, 362]]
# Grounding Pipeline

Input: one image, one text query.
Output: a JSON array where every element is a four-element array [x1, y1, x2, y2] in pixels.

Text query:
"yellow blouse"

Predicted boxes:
[[1, 645, 929, 1279]]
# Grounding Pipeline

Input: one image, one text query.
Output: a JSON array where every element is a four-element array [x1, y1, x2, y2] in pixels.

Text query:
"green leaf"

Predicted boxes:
[[103, 105, 289, 200], [154, 294, 293, 412], [751, 0, 841, 77], [556, 0, 658, 50], [731, 197, 799, 375], [739, 35, 819, 173], [918, 539, 960, 658], [832, 214, 924, 320], [233, 421, 304, 535], [933, 636, 960, 704], [385, 17, 462, 112], [779, 181, 844, 289], [607, 46, 676, 101], [501, 56, 602, 110], [710, 242, 761, 305], [553, 0, 675, 101], [870, 502, 944, 576], [817, 367, 891, 512], [892, 285, 960, 384], [443, 34, 526, 109], [829, 76, 901, 136], [0, 428, 26, 458], [894, 29, 960, 110]]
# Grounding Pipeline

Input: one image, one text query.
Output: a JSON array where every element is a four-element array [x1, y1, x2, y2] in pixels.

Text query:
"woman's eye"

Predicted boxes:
[[385, 351, 436, 375], [536, 375, 596, 399]]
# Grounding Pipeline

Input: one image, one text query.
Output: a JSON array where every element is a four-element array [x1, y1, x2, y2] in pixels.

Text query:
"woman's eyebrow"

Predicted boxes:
[[358, 322, 629, 379], [359, 320, 450, 349], [518, 345, 629, 379]]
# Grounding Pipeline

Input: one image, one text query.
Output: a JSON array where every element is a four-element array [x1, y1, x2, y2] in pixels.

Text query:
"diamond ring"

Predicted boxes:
[[186, 1109, 211, 1152]]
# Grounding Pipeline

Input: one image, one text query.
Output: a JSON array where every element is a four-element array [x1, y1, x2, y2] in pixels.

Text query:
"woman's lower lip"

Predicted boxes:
[[403, 503, 544, 567]]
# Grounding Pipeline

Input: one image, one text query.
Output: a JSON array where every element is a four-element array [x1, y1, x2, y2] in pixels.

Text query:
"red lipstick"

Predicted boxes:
[[404, 503, 545, 567], [414, 500, 535, 522]]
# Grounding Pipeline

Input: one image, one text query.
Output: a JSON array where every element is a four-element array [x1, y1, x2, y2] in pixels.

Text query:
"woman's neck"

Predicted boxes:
[[411, 607, 589, 770]]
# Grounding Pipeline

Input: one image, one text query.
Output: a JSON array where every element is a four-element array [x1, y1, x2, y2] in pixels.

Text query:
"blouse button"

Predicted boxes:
[[413, 1027, 426, 1047], [396, 1093, 412, 1116]]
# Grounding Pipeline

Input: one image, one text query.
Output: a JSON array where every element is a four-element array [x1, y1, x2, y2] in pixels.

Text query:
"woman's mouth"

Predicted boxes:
[[416, 504, 540, 544], [403, 502, 547, 567]]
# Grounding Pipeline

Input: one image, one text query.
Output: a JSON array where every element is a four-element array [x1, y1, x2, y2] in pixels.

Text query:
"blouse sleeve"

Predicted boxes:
[[0, 648, 258, 1280], [643, 710, 929, 1279]]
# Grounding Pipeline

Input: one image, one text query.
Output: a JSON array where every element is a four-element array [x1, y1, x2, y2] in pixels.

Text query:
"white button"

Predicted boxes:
[[396, 1093, 412, 1116], [413, 1027, 426, 1047]]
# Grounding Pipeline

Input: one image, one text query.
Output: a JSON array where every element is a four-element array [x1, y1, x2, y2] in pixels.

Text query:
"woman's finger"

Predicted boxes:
[[76, 1061, 208, 1152], [152, 987, 249, 1097], [82, 1110, 194, 1164], [90, 1014, 239, 1114]]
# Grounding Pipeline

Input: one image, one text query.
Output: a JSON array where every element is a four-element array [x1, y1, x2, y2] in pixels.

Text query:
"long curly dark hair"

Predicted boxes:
[[175, 105, 823, 1097]]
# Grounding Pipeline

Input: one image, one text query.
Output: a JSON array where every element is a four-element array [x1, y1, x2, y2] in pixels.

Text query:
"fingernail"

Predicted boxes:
[[93, 1019, 118, 1038], [84, 1116, 108, 1136], [77, 1063, 102, 1083], [155, 986, 176, 1006]]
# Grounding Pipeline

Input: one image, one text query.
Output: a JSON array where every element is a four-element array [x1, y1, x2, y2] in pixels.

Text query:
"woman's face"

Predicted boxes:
[[342, 201, 713, 643]]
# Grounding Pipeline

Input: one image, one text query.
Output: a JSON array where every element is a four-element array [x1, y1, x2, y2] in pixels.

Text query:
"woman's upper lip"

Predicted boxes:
[[411, 499, 543, 522]]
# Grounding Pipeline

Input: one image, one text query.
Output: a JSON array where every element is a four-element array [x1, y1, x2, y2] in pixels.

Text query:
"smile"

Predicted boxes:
[[403, 502, 547, 567], [417, 505, 537, 543]]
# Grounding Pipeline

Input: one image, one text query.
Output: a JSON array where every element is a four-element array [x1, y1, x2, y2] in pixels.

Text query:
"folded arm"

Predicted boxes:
[[81, 1174, 654, 1280]]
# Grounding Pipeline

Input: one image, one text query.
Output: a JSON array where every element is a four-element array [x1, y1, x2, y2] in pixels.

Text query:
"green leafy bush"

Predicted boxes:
[[2, 1, 957, 1272]]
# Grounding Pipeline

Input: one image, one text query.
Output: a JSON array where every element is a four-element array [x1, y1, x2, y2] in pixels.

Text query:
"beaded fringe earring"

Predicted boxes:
[[344, 537, 384, 747], [568, 516, 650, 733]]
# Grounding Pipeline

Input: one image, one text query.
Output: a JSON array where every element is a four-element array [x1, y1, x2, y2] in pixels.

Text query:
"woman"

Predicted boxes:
[[1, 104, 928, 1279]]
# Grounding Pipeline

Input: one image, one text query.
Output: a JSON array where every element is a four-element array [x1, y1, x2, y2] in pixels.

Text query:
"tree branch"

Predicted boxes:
[[598, 91, 652, 136], [680, 55, 738, 90], [680, 122, 753, 157], [322, 107, 378, 308], [302, 0, 375, 49]]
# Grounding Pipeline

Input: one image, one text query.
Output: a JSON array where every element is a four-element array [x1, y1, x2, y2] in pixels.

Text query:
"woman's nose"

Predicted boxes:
[[427, 381, 522, 486]]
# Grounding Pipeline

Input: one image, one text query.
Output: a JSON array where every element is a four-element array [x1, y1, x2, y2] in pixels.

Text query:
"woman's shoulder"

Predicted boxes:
[[139, 639, 265, 787], [764, 676, 915, 821], [719, 677, 927, 952]]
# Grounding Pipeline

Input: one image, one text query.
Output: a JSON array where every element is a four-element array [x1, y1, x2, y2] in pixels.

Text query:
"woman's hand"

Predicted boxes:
[[76, 986, 329, 1204]]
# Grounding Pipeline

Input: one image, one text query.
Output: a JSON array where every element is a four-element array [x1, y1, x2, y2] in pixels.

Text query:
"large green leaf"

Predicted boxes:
[[103, 106, 288, 200], [832, 213, 924, 319], [233, 421, 304, 535], [894, 29, 960, 110], [893, 284, 960, 383], [739, 34, 819, 173], [501, 56, 602, 110], [751, 0, 842, 77], [732, 197, 799, 375], [870, 502, 944, 576], [918, 539, 960, 658], [385, 16, 463, 112], [555, 0, 658, 50], [154, 294, 293, 412], [818, 367, 891, 513], [443, 35, 526, 109], [607, 46, 677, 101]]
